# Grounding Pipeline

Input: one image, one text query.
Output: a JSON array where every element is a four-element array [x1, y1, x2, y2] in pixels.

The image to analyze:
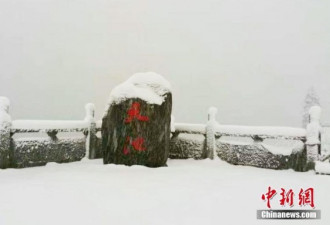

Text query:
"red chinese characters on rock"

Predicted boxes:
[[123, 136, 146, 155], [261, 187, 315, 209], [125, 102, 149, 123], [123, 102, 149, 155]]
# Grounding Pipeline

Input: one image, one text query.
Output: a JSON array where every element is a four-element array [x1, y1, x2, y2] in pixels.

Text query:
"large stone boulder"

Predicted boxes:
[[102, 72, 172, 167]]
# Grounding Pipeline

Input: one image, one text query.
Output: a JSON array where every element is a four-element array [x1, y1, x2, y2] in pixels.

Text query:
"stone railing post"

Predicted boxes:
[[306, 106, 322, 162], [84, 103, 97, 159], [206, 107, 217, 159], [0, 97, 12, 168]]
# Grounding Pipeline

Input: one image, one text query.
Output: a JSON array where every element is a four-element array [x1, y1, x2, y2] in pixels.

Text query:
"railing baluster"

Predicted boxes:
[[206, 107, 218, 159], [84, 103, 97, 159]]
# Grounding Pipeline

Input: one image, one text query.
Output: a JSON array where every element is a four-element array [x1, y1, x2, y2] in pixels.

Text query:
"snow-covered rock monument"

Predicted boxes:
[[102, 72, 172, 167]]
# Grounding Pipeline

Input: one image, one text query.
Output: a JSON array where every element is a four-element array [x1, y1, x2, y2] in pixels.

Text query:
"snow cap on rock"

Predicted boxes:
[[108, 72, 171, 106]]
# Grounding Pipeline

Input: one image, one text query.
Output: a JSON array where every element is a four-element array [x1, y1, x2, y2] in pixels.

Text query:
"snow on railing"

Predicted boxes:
[[173, 123, 306, 140], [171, 106, 323, 164], [0, 97, 100, 169], [11, 120, 89, 133], [174, 123, 206, 134], [215, 125, 306, 140], [10, 102, 97, 135], [172, 119, 307, 161]]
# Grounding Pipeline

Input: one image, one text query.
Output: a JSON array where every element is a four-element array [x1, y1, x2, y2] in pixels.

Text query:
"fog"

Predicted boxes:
[[1, 0, 330, 127]]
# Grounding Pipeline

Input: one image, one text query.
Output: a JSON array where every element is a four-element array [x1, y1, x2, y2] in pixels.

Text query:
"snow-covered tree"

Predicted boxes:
[[302, 87, 320, 127]]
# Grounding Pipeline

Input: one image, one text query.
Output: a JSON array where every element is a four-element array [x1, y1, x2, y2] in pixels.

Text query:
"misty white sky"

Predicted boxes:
[[0, 0, 330, 127]]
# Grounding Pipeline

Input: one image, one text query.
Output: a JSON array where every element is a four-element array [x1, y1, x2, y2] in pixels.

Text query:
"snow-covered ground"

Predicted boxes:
[[0, 159, 329, 225]]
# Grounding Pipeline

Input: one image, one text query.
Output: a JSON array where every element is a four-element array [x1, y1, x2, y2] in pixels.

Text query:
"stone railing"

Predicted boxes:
[[170, 106, 322, 171], [0, 96, 324, 171], [0, 97, 101, 168]]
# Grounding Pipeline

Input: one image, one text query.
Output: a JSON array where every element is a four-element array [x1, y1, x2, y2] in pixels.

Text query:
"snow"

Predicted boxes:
[[302, 87, 321, 127], [219, 139, 252, 146], [84, 103, 95, 122], [107, 72, 171, 107], [175, 134, 302, 156], [208, 107, 218, 122], [306, 106, 322, 145], [173, 123, 306, 138], [175, 123, 206, 134], [96, 120, 102, 129], [309, 105, 322, 121], [0, 159, 329, 225], [0, 96, 11, 129], [261, 143, 301, 156], [177, 133, 205, 142], [206, 108, 218, 158], [216, 124, 306, 138], [13, 136, 85, 149], [171, 115, 175, 132], [321, 127, 330, 155], [0, 97, 10, 113], [12, 120, 89, 131], [217, 138, 303, 156], [306, 129, 321, 145], [315, 161, 330, 175]]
